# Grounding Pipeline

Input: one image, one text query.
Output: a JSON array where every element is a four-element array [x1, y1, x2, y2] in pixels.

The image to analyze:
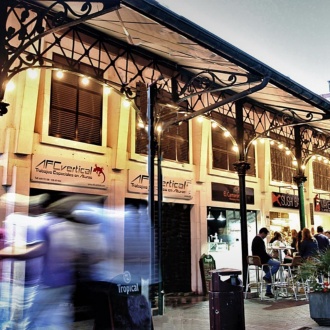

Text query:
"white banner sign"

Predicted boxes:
[[128, 170, 192, 200], [31, 154, 108, 189]]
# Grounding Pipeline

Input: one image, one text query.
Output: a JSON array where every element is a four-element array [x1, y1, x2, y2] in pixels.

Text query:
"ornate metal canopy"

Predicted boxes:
[[2, 0, 330, 166]]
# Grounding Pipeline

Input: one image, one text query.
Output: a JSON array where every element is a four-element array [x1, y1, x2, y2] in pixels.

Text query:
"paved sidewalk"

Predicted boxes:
[[70, 294, 324, 329], [152, 295, 324, 330]]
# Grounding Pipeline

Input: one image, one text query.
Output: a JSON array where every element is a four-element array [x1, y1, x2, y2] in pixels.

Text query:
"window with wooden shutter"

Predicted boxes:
[[135, 85, 189, 163], [270, 146, 295, 183], [211, 113, 256, 176], [49, 54, 103, 145], [313, 161, 330, 191]]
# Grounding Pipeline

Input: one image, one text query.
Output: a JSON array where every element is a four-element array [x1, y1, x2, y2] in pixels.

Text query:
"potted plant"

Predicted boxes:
[[298, 249, 330, 326]]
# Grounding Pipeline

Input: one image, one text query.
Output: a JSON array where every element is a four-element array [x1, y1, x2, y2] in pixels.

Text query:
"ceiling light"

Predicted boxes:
[[56, 70, 64, 79], [27, 68, 38, 79], [81, 77, 89, 85], [6, 81, 15, 92]]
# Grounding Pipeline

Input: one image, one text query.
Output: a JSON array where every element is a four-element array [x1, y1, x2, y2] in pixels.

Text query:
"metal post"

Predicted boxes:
[[233, 100, 249, 291], [294, 126, 307, 230], [147, 79, 164, 315], [147, 82, 156, 306], [294, 175, 307, 230], [157, 131, 164, 315]]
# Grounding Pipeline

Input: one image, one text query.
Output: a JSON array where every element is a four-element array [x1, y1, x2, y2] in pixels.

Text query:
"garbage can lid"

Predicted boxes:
[[210, 268, 241, 276]]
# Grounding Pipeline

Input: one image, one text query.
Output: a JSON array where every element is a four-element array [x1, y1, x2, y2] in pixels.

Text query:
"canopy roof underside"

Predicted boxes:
[[32, 0, 330, 134]]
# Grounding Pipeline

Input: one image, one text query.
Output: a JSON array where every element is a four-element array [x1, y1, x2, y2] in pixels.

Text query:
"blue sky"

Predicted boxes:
[[157, 0, 330, 95]]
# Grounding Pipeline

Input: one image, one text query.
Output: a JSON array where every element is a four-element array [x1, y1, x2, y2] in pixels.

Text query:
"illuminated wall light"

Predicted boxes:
[[56, 70, 64, 79], [270, 140, 275, 145], [317, 155, 323, 161], [301, 164, 306, 170], [81, 76, 89, 85], [292, 160, 298, 166], [324, 159, 329, 164], [6, 80, 15, 92], [156, 125, 162, 133], [27, 68, 38, 79], [233, 145, 239, 152], [138, 121, 145, 129], [122, 99, 131, 107], [278, 144, 283, 149], [285, 150, 291, 155], [252, 140, 257, 145], [311, 155, 316, 160], [223, 131, 230, 137], [211, 121, 217, 128], [197, 116, 204, 123], [104, 86, 111, 95], [259, 138, 265, 144]]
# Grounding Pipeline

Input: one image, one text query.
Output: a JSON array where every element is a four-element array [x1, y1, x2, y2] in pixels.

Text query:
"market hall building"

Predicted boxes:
[[1, 0, 330, 310]]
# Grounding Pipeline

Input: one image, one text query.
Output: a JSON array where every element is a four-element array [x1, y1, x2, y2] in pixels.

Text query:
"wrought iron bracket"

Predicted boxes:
[[0, 0, 120, 115]]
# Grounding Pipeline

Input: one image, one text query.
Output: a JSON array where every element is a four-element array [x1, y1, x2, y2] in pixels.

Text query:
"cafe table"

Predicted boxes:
[[268, 245, 294, 297]]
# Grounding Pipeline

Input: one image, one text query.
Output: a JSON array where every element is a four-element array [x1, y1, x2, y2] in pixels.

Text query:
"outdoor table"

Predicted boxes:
[[268, 246, 294, 297]]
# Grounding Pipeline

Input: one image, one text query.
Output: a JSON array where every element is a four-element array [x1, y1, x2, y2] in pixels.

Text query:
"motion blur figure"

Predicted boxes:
[[0, 194, 108, 330]]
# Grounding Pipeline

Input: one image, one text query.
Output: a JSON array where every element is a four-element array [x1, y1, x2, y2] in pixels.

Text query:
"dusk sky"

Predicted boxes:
[[157, 0, 330, 95]]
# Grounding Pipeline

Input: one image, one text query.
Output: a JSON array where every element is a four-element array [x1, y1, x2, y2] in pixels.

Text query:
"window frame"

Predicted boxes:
[[40, 56, 108, 154]]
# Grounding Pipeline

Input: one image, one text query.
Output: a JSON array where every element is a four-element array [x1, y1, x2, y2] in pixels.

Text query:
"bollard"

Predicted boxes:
[[209, 268, 245, 330]]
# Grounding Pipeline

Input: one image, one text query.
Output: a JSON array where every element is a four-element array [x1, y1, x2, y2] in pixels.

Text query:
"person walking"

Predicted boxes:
[[252, 227, 280, 298]]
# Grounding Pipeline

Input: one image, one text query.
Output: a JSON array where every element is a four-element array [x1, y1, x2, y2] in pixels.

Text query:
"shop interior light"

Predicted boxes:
[[217, 212, 226, 221], [207, 209, 215, 220]]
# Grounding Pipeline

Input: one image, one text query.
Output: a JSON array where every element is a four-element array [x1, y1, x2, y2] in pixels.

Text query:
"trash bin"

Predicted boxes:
[[209, 268, 245, 330]]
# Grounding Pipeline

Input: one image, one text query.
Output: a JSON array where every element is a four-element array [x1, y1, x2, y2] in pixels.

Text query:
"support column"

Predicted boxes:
[[293, 174, 307, 230], [294, 126, 307, 230], [147, 83, 157, 311], [233, 100, 249, 290], [233, 161, 250, 289]]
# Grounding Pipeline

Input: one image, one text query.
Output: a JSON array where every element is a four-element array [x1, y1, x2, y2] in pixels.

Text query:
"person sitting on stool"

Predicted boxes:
[[252, 227, 280, 298]]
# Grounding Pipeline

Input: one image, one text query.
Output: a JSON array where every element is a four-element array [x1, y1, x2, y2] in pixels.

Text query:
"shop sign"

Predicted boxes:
[[211, 182, 254, 204], [128, 170, 192, 200], [314, 194, 330, 212], [31, 154, 108, 189], [272, 192, 299, 209]]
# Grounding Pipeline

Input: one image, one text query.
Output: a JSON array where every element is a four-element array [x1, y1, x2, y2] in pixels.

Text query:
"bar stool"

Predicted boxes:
[[245, 255, 274, 300], [285, 255, 308, 300]]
